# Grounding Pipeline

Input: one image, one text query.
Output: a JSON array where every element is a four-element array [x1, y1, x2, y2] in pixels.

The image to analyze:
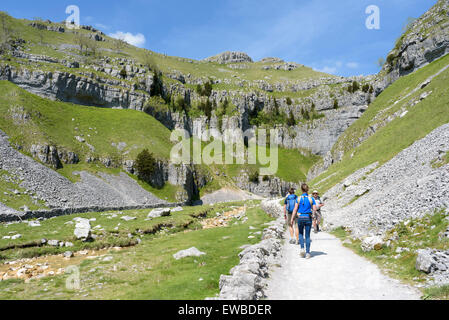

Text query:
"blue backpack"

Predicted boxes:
[[285, 194, 298, 213]]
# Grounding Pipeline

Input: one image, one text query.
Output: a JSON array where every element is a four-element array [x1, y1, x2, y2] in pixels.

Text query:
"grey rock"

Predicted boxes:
[[147, 208, 171, 219], [48, 240, 60, 246], [74, 218, 91, 240], [64, 251, 74, 258], [173, 247, 206, 260], [204, 51, 253, 64]]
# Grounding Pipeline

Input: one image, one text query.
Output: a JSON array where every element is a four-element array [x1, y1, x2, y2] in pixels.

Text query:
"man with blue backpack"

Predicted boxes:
[[291, 183, 317, 259], [284, 188, 298, 244]]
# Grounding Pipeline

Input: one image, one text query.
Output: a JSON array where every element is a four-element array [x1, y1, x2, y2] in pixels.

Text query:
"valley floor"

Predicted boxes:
[[266, 231, 421, 300]]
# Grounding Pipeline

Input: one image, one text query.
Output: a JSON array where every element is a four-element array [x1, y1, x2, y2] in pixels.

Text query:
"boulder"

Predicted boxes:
[[361, 236, 384, 252], [28, 221, 41, 227], [74, 218, 91, 240], [416, 249, 435, 273], [148, 208, 171, 219], [48, 240, 60, 246], [121, 216, 137, 221], [173, 247, 206, 260]]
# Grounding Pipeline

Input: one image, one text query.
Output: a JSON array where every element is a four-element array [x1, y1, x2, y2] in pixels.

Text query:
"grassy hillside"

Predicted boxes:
[[0, 12, 330, 87], [0, 201, 273, 299], [0, 80, 173, 161], [0, 80, 314, 204], [311, 53, 449, 193]]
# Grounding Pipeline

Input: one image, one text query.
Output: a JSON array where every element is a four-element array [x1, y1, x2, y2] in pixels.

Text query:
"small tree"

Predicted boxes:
[[303, 109, 310, 120], [286, 97, 292, 105], [333, 99, 339, 109], [113, 37, 127, 52], [196, 84, 202, 95], [249, 169, 259, 184], [287, 110, 296, 126], [144, 52, 159, 73], [221, 97, 229, 115], [120, 68, 127, 79], [74, 33, 89, 55], [203, 81, 213, 97], [174, 96, 186, 112], [150, 71, 163, 97], [135, 149, 157, 183], [86, 39, 99, 57]]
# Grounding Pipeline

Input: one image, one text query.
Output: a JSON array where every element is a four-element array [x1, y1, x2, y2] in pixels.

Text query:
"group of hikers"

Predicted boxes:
[[283, 184, 324, 259]]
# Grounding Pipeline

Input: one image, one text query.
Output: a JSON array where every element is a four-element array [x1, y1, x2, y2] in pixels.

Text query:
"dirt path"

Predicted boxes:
[[265, 231, 421, 300]]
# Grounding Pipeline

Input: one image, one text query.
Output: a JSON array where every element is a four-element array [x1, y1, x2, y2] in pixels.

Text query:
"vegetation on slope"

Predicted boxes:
[[311, 53, 449, 192], [0, 81, 173, 161]]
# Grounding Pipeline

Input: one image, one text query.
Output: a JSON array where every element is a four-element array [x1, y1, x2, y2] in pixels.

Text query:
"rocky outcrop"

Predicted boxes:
[[375, 0, 449, 94], [124, 159, 211, 202], [416, 248, 449, 285], [204, 51, 253, 64], [0, 64, 150, 110], [234, 174, 299, 198]]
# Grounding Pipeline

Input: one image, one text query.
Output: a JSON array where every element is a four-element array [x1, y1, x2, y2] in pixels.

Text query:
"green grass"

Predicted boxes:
[[311, 53, 449, 192], [423, 285, 449, 300], [0, 81, 173, 162], [332, 210, 449, 299], [431, 151, 449, 169], [0, 202, 272, 299], [0, 201, 255, 262]]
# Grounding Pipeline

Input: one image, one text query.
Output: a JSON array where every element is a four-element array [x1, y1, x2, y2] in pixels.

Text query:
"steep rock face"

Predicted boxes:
[[309, 1, 449, 177], [375, 0, 449, 93], [0, 65, 150, 110], [123, 160, 211, 202], [234, 173, 300, 198], [204, 51, 254, 64]]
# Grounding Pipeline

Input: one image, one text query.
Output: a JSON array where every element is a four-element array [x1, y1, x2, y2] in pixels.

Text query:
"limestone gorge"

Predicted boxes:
[[0, 0, 449, 300]]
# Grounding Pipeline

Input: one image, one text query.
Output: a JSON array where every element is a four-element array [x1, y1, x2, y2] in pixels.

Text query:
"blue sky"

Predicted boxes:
[[1, 0, 437, 76]]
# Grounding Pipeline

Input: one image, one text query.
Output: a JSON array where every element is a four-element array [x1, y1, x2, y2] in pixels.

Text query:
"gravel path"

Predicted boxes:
[[265, 231, 421, 300]]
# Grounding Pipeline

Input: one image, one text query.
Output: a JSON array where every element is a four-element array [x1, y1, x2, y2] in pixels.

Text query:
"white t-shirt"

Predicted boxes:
[[314, 198, 322, 211]]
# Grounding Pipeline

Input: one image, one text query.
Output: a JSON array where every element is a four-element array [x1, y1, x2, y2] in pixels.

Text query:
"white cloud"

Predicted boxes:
[[317, 66, 338, 74], [95, 23, 110, 31], [346, 62, 359, 69], [109, 31, 146, 47]]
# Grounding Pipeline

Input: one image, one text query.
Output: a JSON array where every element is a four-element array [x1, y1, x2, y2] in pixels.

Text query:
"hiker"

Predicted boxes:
[[312, 190, 324, 233], [291, 183, 316, 259], [284, 188, 299, 244]]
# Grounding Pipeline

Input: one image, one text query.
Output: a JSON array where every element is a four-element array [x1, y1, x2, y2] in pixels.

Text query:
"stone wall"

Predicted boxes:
[[210, 199, 285, 300]]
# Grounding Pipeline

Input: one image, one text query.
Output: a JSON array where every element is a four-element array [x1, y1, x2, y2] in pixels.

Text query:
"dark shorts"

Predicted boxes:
[[286, 212, 297, 226]]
